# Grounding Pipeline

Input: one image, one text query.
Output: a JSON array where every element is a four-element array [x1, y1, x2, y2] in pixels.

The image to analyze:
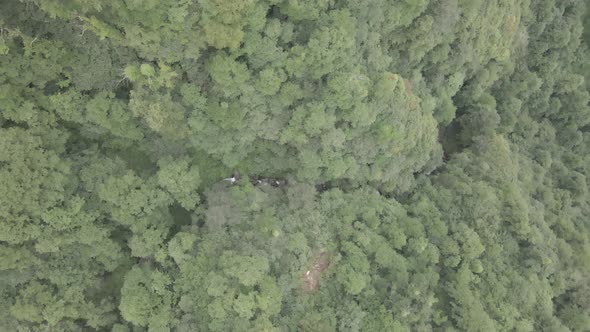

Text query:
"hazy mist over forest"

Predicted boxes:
[[0, 0, 589, 331]]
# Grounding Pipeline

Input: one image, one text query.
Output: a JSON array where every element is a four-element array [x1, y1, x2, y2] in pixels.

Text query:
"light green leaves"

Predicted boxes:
[[220, 253, 270, 287], [85, 92, 143, 140], [336, 242, 370, 295], [255, 68, 286, 95], [140, 63, 156, 77], [157, 157, 201, 209], [119, 266, 175, 329]]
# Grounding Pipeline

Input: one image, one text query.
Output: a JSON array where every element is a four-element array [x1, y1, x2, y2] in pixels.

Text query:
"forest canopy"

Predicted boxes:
[[0, 0, 589, 331]]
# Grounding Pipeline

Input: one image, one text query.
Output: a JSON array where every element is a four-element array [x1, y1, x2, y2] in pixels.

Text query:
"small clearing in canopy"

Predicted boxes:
[[302, 250, 330, 293]]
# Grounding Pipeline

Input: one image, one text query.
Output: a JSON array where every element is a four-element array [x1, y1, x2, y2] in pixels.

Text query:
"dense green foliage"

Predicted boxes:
[[1, 0, 589, 330]]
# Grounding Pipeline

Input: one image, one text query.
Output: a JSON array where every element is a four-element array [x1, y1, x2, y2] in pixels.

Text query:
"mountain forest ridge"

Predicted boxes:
[[0, 0, 589, 331]]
